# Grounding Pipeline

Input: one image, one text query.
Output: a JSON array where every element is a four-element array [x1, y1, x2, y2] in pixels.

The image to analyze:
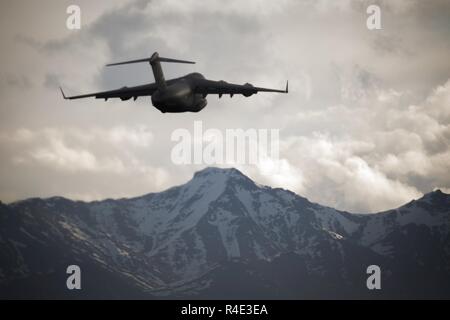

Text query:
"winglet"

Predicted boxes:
[[286, 80, 289, 93], [59, 87, 68, 99]]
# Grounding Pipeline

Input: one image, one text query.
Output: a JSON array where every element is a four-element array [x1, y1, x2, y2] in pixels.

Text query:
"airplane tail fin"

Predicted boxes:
[[106, 52, 195, 91]]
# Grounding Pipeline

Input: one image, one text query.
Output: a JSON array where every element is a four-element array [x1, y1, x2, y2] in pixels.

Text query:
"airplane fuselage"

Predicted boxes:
[[151, 73, 207, 113], [60, 52, 287, 110]]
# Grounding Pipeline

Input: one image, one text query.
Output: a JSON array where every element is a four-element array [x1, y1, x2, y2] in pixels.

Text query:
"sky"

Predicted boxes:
[[0, 0, 449, 213]]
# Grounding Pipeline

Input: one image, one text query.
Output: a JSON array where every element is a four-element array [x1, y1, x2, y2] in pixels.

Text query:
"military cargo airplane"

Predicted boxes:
[[60, 52, 288, 113]]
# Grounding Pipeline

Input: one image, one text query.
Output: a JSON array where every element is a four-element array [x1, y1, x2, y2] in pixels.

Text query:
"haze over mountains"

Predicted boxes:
[[0, 167, 449, 299]]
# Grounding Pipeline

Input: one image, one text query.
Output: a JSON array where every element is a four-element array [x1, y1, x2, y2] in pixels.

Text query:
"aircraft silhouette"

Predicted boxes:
[[60, 52, 288, 113]]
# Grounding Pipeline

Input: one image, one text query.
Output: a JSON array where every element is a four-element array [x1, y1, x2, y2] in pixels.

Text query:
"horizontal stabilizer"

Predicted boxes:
[[106, 58, 152, 67], [106, 52, 195, 67], [157, 57, 195, 64]]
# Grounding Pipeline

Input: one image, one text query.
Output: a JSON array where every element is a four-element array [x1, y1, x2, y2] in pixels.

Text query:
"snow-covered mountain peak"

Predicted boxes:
[[398, 189, 450, 218], [192, 167, 247, 181], [189, 167, 257, 191], [416, 189, 449, 205]]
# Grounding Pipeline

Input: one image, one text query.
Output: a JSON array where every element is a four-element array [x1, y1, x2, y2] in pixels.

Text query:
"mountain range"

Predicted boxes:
[[0, 167, 449, 299]]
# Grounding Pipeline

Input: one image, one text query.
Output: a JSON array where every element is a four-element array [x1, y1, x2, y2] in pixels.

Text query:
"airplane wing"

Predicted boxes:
[[194, 79, 288, 97], [60, 83, 158, 101]]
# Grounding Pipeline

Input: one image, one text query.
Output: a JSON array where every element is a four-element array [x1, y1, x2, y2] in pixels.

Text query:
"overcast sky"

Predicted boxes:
[[0, 0, 449, 213]]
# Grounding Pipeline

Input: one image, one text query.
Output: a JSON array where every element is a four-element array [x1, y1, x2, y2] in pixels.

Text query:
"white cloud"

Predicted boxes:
[[269, 76, 450, 212], [0, 125, 171, 201], [13, 126, 155, 173]]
